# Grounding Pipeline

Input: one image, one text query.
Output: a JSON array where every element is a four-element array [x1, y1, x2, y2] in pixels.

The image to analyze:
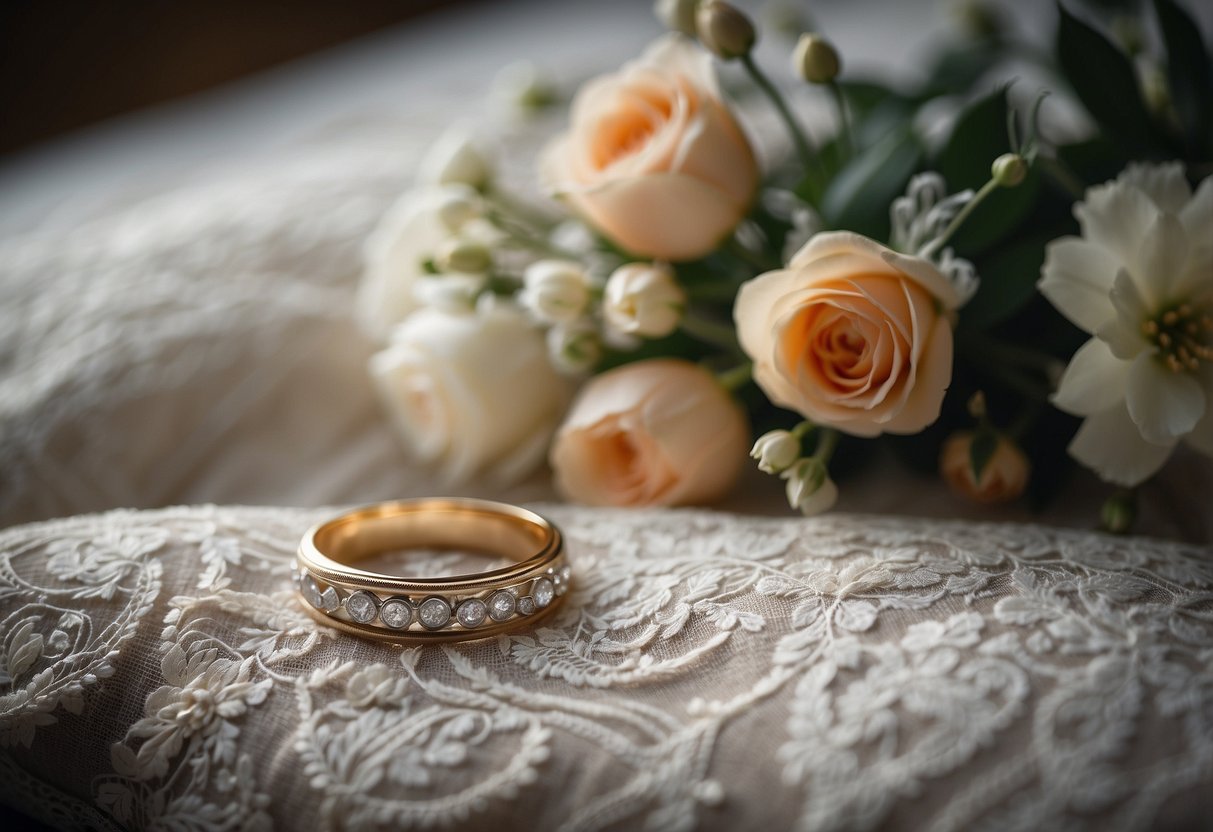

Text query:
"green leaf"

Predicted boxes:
[[1154, 0, 1213, 158], [821, 127, 922, 240], [961, 230, 1058, 329], [969, 429, 999, 483], [916, 42, 1002, 101], [936, 88, 1041, 254], [1056, 3, 1163, 156], [1053, 137, 1130, 191]]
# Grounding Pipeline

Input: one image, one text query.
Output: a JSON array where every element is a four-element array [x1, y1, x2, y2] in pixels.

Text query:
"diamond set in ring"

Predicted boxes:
[[296, 564, 571, 634]]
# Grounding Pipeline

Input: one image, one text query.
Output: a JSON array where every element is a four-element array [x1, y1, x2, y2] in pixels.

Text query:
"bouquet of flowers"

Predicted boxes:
[[358, 0, 1212, 532]]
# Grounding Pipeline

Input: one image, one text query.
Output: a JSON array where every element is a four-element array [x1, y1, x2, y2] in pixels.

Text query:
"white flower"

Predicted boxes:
[[750, 429, 800, 474], [116, 646, 270, 780], [369, 301, 575, 486], [345, 665, 409, 708], [357, 183, 490, 341], [520, 260, 592, 324], [603, 262, 687, 338], [1039, 162, 1213, 486], [782, 458, 838, 516], [547, 319, 602, 375], [417, 127, 492, 189]]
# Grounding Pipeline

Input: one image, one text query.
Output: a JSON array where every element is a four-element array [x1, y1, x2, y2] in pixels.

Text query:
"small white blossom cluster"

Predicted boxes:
[[749, 427, 838, 516]]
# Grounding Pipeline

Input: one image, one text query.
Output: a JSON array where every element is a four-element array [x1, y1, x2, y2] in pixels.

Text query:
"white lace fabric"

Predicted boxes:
[[1, 504, 1211, 831]]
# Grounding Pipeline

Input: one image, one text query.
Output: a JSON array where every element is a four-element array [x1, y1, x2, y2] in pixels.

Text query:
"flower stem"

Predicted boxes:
[[921, 177, 1000, 258], [811, 427, 840, 464], [681, 312, 742, 352], [1036, 154, 1087, 200], [827, 80, 856, 157], [716, 361, 753, 392], [740, 54, 818, 176], [484, 186, 556, 231], [487, 209, 578, 259]]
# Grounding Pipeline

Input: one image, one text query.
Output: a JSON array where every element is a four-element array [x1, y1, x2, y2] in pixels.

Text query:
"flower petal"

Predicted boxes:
[[1136, 210, 1189, 306], [1178, 176, 1213, 240], [1185, 365, 1213, 457], [567, 172, 740, 260], [1038, 237, 1121, 334], [1101, 268, 1150, 360], [1119, 161, 1191, 214], [1074, 178, 1160, 278], [1068, 404, 1175, 486], [1124, 352, 1206, 444], [1052, 337, 1131, 416]]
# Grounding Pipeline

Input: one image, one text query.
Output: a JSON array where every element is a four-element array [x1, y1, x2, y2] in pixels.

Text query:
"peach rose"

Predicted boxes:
[[541, 35, 758, 262], [734, 231, 960, 437], [940, 432, 1030, 503], [550, 358, 749, 506]]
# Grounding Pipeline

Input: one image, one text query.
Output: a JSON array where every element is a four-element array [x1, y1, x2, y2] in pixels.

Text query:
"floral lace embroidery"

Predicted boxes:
[[1, 505, 1211, 831]]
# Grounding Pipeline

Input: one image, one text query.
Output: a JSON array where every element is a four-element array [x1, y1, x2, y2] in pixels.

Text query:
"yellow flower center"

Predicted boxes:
[[1141, 303, 1213, 373]]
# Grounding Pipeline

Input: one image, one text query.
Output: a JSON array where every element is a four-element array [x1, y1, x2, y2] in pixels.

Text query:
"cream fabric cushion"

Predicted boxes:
[[2, 504, 1211, 830]]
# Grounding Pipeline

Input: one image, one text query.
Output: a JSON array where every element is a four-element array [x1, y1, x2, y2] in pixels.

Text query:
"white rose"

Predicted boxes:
[[603, 262, 687, 338], [357, 184, 483, 342], [370, 303, 575, 486], [418, 127, 492, 189], [520, 260, 592, 324]]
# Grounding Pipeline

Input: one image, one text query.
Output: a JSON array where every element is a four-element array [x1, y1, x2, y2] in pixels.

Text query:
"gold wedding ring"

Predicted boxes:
[[295, 499, 570, 642]]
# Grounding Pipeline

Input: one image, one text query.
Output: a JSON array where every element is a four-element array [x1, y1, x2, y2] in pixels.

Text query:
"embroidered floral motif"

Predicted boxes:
[[1, 506, 1211, 831]]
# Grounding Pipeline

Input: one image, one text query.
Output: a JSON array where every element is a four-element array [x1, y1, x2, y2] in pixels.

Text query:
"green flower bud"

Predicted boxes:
[[696, 1, 757, 61], [654, 0, 700, 37], [991, 153, 1027, 187], [435, 238, 492, 275], [793, 33, 841, 84], [1101, 490, 1137, 535]]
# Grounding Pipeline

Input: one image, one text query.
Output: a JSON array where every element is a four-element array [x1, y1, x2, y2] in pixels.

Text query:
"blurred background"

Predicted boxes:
[[0, 0, 480, 155]]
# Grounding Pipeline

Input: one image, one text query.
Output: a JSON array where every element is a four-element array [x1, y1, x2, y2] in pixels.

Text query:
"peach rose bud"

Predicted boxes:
[[541, 35, 758, 261], [550, 358, 750, 506], [734, 231, 960, 438], [939, 431, 1031, 504]]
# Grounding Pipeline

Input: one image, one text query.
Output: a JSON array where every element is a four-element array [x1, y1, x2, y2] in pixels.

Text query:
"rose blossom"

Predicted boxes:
[[550, 359, 749, 506], [370, 302, 574, 486], [939, 432, 1030, 504], [733, 231, 961, 437], [541, 35, 758, 261]]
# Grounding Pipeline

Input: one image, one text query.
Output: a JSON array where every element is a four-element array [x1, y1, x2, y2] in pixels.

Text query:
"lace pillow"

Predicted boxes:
[[2, 504, 1211, 831]]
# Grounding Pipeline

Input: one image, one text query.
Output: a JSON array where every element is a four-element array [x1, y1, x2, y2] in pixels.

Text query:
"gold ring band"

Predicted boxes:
[[294, 498, 569, 642]]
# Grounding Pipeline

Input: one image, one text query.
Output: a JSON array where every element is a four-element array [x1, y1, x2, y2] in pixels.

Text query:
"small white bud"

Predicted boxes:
[[654, 0, 700, 36], [411, 273, 485, 313], [793, 33, 841, 84], [696, 1, 757, 60], [783, 458, 838, 516], [547, 320, 602, 375], [493, 61, 558, 113], [434, 238, 492, 274], [750, 430, 801, 474], [603, 262, 687, 339], [418, 128, 491, 189], [520, 260, 592, 324], [435, 190, 483, 233], [991, 153, 1027, 187]]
